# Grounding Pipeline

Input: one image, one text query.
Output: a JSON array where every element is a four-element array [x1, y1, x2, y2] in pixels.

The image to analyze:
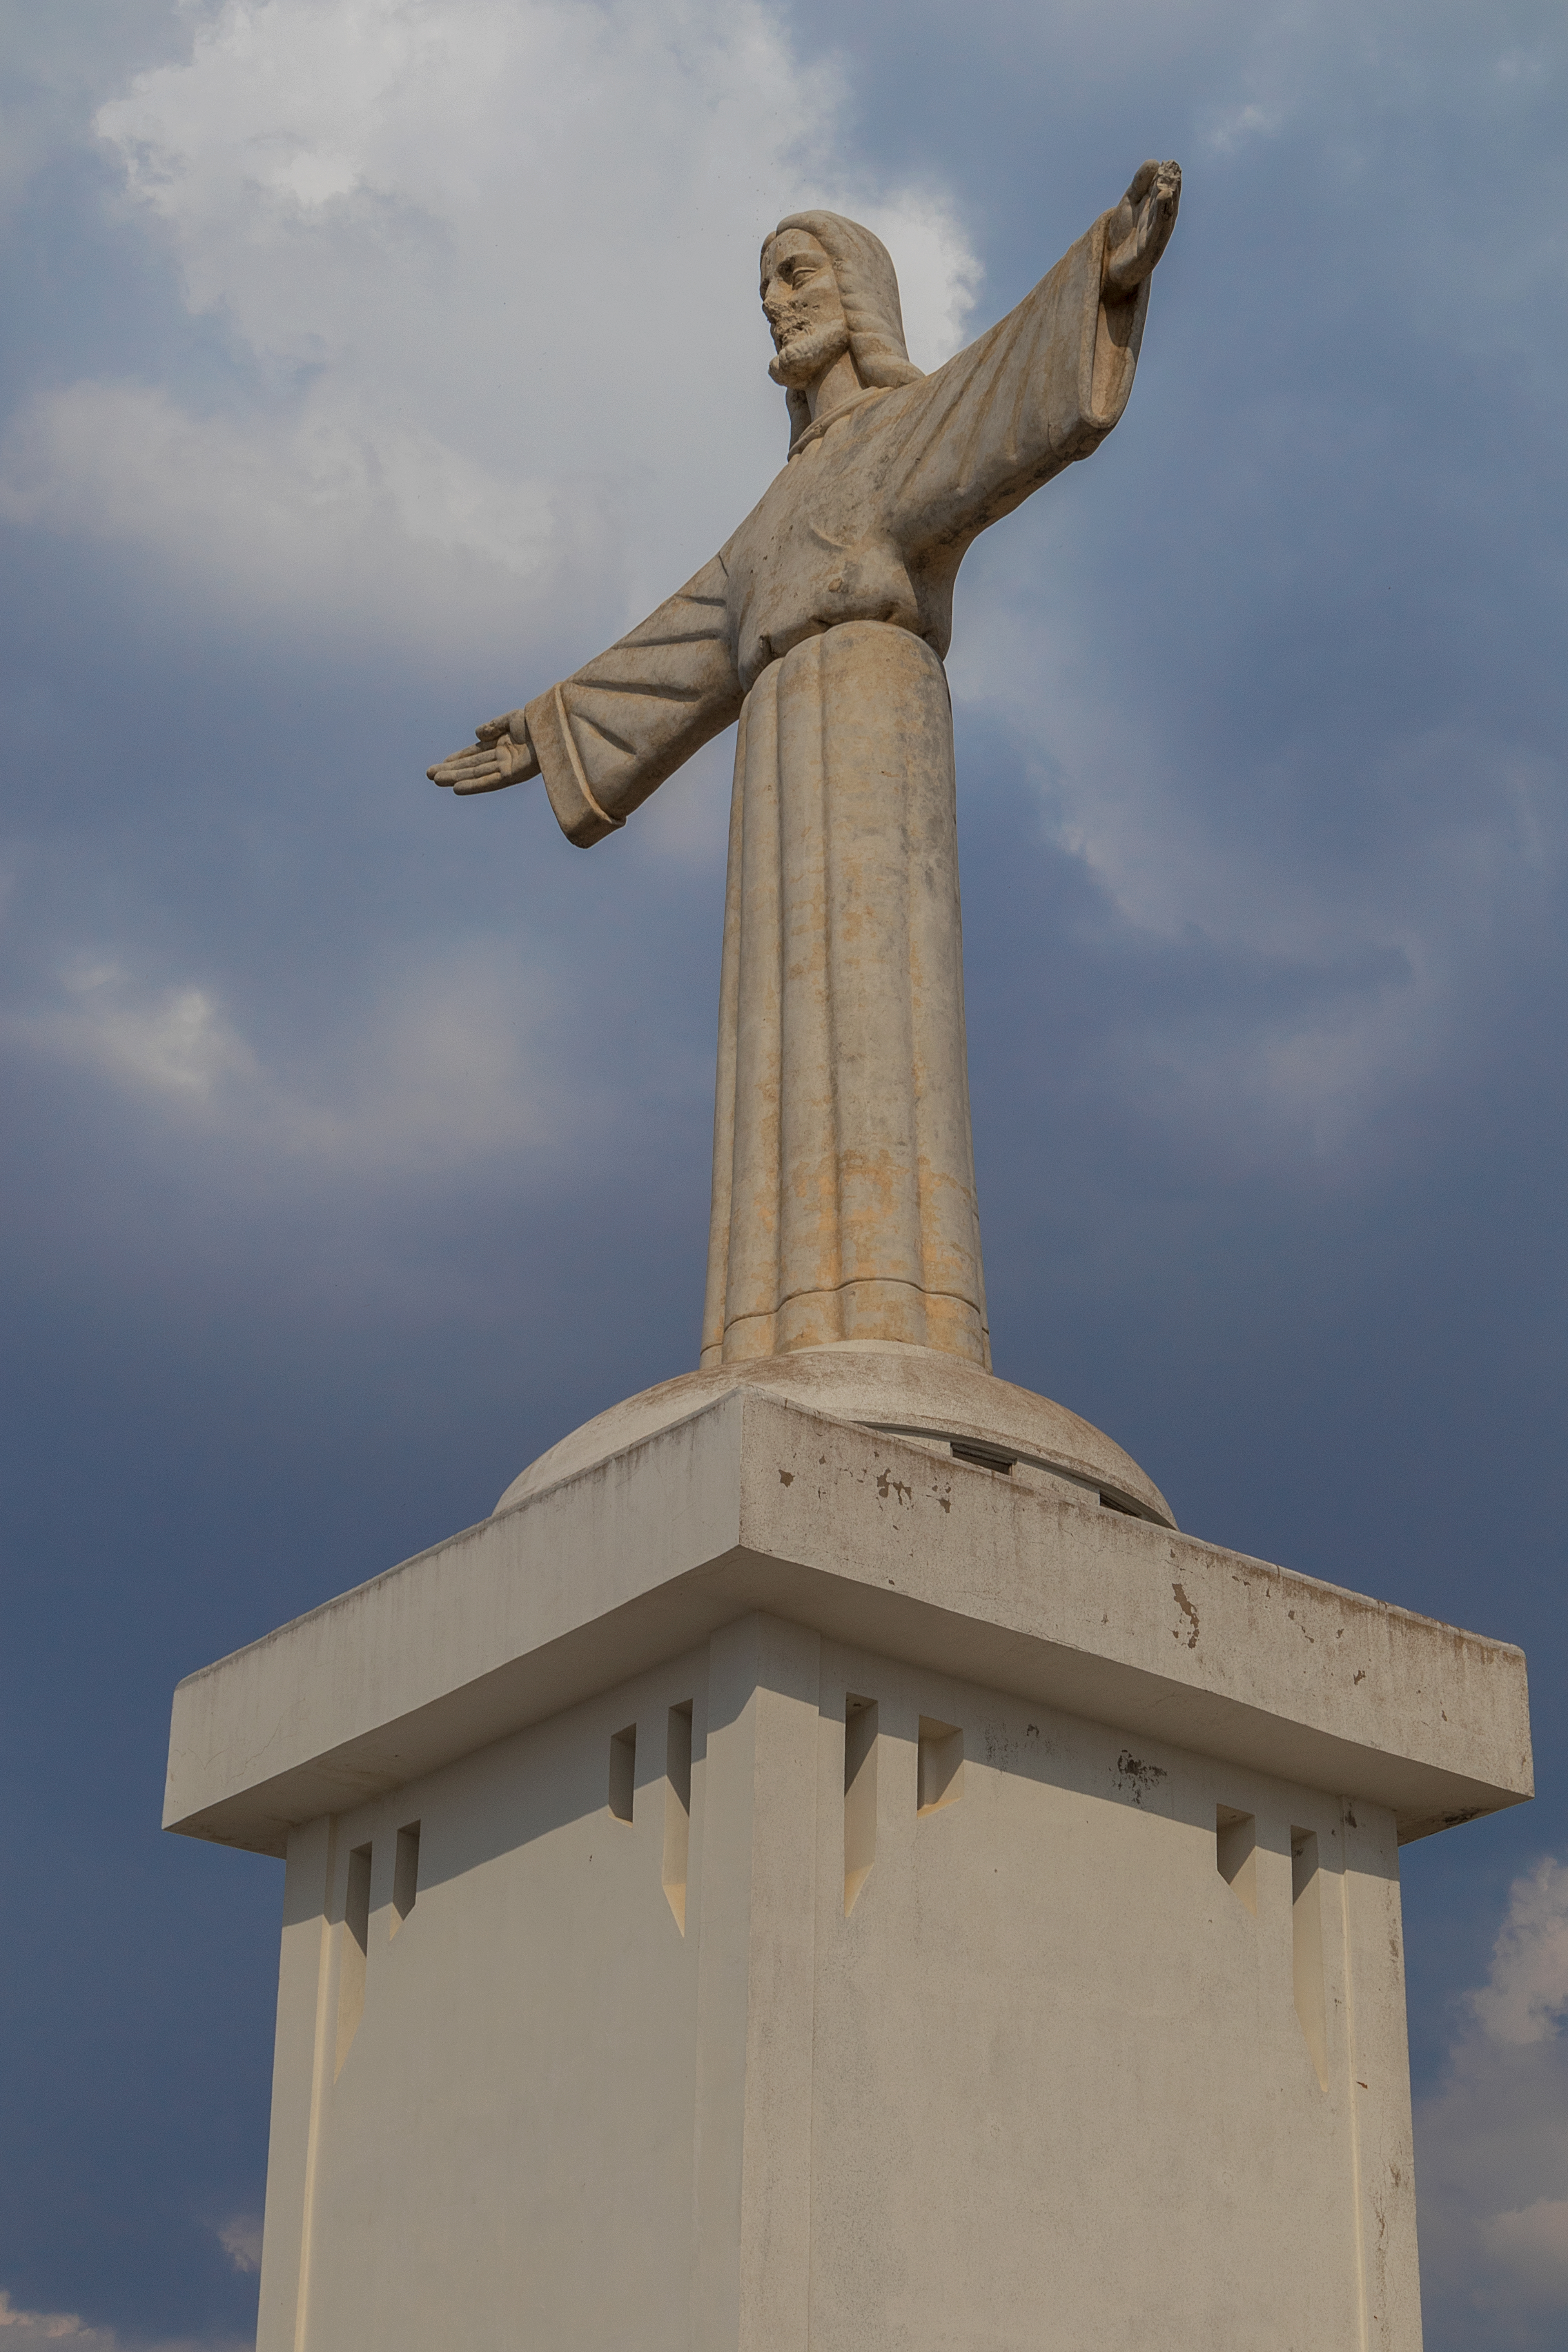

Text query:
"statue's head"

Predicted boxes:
[[760, 210, 924, 445]]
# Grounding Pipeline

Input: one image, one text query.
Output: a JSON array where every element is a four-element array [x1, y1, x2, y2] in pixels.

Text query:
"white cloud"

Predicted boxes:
[[0, 0, 977, 661], [1200, 98, 1286, 155], [31, 962, 259, 1098], [0, 381, 561, 663], [0, 2288, 246, 2352], [1416, 1857, 1568, 2347], [213, 2215, 263, 2276], [4, 943, 598, 1178], [1471, 1858, 1568, 2047], [1480, 2200, 1568, 2306]]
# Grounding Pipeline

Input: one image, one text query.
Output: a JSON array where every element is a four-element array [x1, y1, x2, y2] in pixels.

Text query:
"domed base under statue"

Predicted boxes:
[[497, 1343, 1174, 1526]]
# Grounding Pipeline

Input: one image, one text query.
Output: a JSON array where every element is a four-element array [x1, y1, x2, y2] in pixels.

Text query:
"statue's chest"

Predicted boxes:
[[728, 441, 919, 688]]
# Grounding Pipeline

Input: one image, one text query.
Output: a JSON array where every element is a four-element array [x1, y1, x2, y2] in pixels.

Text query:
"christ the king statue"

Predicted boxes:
[[430, 162, 1181, 1377]]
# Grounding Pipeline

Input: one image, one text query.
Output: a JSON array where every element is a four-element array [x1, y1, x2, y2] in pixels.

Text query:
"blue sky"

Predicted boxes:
[[0, 0, 1563, 2344]]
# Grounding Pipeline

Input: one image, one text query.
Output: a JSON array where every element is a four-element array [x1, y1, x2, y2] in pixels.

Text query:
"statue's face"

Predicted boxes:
[[761, 230, 851, 390]]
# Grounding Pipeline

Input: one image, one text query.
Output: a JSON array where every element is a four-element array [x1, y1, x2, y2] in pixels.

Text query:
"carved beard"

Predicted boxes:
[[768, 314, 851, 390]]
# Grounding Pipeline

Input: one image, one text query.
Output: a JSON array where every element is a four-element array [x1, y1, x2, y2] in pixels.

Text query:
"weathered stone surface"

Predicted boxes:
[[166, 1388, 1529, 1862], [171, 1392, 1526, 2352], [702, 630, 987, 1367]]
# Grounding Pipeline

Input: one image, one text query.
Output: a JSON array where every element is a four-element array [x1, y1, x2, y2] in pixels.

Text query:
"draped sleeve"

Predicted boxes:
[[525, 552, 744, 848], [886, 211, 1152, 565]]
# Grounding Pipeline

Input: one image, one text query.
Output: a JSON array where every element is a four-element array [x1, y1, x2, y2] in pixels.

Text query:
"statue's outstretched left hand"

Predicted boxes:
[[1104, 160, 1181, 295], [427, 713, 541, 796]]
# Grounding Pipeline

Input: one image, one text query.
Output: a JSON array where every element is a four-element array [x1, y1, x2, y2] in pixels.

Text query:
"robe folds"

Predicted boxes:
[[523, 213, 1150, 1369]]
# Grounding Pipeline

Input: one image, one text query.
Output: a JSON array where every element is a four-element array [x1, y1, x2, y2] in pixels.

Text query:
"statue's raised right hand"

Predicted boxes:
[[427, 712, 541, 797], [1104, 160, 1181, 296]]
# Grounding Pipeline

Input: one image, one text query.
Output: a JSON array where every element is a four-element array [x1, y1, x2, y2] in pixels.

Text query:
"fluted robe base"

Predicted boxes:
[[701, 621, 989, 1369]]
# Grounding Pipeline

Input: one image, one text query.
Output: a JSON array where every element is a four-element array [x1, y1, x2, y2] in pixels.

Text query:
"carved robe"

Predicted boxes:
[[523, 214, 1150, 1368]]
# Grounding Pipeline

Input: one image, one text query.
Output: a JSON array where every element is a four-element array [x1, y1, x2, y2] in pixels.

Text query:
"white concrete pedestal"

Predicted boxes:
[[165, 1368, 1532, 2352]]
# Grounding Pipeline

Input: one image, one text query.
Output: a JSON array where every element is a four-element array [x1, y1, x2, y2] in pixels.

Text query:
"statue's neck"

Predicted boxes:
[[806, 346, 864, 424]]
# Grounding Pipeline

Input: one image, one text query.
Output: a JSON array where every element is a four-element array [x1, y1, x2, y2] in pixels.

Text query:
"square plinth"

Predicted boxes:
[[166, 1386, 1532, 2352]]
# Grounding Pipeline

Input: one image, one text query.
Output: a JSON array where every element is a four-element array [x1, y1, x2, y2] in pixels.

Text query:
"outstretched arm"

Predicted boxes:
[[884, 159, 1181, 565], [423, 551, 743, 845]]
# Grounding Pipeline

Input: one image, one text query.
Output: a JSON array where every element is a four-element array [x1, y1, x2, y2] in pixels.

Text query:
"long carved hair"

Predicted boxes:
[[763, 210, 924, 447]]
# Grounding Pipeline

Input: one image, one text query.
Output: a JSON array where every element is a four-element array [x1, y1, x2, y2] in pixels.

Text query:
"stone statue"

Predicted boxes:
[[430, 163, 1180, 1376]]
